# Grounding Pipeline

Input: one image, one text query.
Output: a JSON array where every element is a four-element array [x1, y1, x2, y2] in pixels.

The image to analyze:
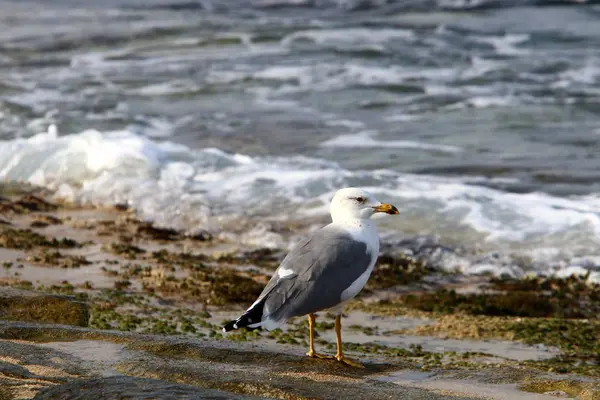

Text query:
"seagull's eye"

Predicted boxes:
[[355, 196, 366, 203]]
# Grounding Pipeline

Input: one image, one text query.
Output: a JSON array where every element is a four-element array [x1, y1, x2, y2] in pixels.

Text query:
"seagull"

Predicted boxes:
[[223, 187, 399, 367]]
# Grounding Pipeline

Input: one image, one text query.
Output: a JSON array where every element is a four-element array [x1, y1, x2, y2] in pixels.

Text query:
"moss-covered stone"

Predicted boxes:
[[106, 242, 146, 259], [401, 289, 557, 317], [33, 376, 247, 400], [149, 249, 208, 266], [136, 223, 181, 241], [488, 276, 600, 319], [520, 379, 600, 400], [367, 254, 431, 290], [0, 287, 89, 327], [31, 214, 63, 226], [0, 227, 81, 250], [214, 248, 281, 270], [141, 266, 265, 305], [27, 249, 91, 268], [395, 275, 599, 319], [14, 195, 57, 212], [200, 268, 265, 305], [114, 280, 132, 291], [0, 386, 13, 400], [0, 192, 57, 215], [513, 319, 600, 376]]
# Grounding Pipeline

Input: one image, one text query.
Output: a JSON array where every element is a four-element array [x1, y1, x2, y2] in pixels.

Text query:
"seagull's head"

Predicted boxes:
[[329, 187, 399, 222]]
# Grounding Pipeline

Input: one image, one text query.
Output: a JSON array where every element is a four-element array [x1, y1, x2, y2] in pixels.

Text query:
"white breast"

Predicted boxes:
[[332, 219, 379, 307]]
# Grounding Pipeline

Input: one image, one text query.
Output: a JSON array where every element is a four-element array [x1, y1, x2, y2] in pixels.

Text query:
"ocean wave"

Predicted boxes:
[[136, 0, 600, 12], [320, 131, 463, 153], [281, 28, 415, 47], [1, 125, 600, 280]]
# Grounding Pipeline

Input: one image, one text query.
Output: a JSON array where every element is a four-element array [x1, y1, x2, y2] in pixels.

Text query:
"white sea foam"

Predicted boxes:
[[208, 63, 454, 97], [466, 95, 516, 108], [324, 119, 366, 129], [460, 56, 507, 80], [320, 131, 462, 153], [387, 175, 600, 240], [471, 33, 530, 56], [281, 28, 415, 47], [129, 80, 202, 97], [557, 60, 600, 85], [384, 114, 421, 122], [1, 126, 600, 279], [437, 0, 489, 9]]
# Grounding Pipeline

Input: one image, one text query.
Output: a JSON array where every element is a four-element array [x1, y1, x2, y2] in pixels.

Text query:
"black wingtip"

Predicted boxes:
[[223, 298, 266, 333], [223, 320, 237, 332]]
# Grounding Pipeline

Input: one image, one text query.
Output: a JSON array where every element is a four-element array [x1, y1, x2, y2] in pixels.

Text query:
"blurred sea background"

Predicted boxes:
[[1, 0, 600, 279]]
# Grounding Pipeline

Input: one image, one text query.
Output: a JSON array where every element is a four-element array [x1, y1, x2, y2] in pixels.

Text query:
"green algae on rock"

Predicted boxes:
[[396, 275, 599, 319], [106, 242, 147, 259], [27, 249, 91, 268], [0, 227, 82, 250], [34, 376, 259, 400], [0, 184, 596, 398], [0, 287, 89, 327], [352, 275, 599, 378], [367, 254, 432, 290], [520, 378, 600, 400], [380, 312, 600, 376], [213, 248, 282, 270], [401, 289, 558, 317], [513, 319, 600, 377], [141, 265, 265, 305], [0, 386, 13, 400]]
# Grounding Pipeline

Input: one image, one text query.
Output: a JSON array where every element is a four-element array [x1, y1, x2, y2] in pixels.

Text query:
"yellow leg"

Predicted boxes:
[[306, 314, 333, 359], [335, 315, 365, 368]]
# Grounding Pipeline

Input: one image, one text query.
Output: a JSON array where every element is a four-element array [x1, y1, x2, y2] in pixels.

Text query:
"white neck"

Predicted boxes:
[[331, 217, 379, 254], [331, 209, 352, 224], [332, 217, 376, 233], [331, 208, 372, 223]]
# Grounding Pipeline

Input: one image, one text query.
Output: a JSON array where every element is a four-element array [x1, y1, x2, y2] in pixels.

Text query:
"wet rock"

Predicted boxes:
[[0, 287, 89, 327], [368, 253, 432, 290], [33, 376, 262, 400], [0, 387, 13, 400], [188, 230, 213, 241], [15, 195, 58, 212], [136, 223, 180, 241], [141, 266, 265, 305], [30, 220, 50, 228], [106, 242, 146, 259], [31, 215, 63, 228], [0, 361, 33, 379], [520, 379, 600, 400], [0, 322, 479, 400], [0, 227, 81, 250], [543, 390, 570, 398], [0, 339, 85, 376], [114, 203, 129, 211], [26, 250, 91, 268], [0, 337, 89, 399]]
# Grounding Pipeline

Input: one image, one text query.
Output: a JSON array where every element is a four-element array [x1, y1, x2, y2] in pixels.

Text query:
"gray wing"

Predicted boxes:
[[259, 226, 373, 324]]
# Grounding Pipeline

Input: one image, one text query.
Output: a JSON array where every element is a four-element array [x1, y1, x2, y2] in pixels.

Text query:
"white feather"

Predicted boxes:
[[338, 219, 379, 303], [278, 267, 295, 278]]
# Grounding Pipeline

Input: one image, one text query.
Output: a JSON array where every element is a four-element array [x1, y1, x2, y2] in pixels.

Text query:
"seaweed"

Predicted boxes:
[[0, 228, 82, 250]]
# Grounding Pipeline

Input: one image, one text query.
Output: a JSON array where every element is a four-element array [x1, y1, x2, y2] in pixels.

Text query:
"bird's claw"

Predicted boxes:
[[306, 350, 335, 360], [336, 355, 365, 368]]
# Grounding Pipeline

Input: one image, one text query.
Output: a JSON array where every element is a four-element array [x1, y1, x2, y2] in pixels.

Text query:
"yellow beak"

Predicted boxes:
[[372, 203, 399, 215]]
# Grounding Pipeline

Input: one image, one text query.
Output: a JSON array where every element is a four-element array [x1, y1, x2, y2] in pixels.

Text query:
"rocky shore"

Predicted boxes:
[[0, 183, 598, 400]]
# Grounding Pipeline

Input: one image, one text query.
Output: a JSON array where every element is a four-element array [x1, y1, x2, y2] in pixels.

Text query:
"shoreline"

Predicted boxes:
[[0, 182, 598, 399]]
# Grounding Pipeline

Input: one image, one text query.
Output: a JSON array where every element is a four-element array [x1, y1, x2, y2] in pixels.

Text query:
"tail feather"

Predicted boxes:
[[222, 299, 266, 332]]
